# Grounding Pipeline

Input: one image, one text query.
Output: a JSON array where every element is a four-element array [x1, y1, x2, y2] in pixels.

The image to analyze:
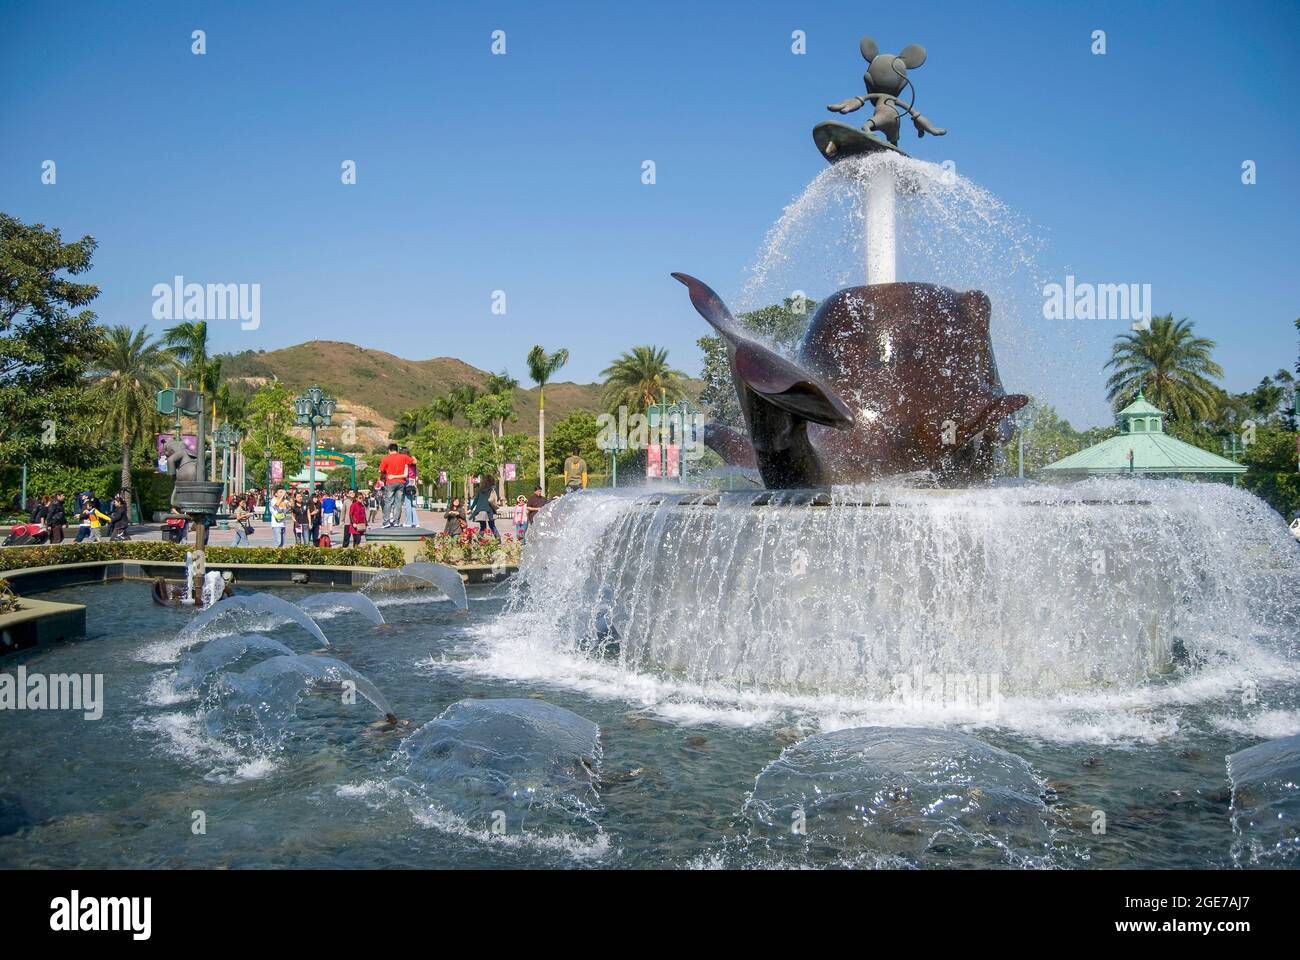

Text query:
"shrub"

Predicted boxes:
[[0, 541, 406, 573], [0, 579, 20, 614], [420, 532, 521, 567]]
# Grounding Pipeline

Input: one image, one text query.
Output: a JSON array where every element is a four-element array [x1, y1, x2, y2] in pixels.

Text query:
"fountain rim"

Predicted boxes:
[[625, 490, 1154, 509]]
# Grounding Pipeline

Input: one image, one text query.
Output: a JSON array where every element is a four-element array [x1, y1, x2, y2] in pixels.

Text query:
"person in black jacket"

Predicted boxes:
[[47, 492, 67, 543], [30, 497, 49, 528], [108, 494, 130, 540]]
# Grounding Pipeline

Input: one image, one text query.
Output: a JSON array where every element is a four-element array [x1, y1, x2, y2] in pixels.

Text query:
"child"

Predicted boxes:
[[514, 495, 529, 543]]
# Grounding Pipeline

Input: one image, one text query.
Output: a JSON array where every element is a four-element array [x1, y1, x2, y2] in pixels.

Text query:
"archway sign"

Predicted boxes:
[[302, 448, 357, 488]]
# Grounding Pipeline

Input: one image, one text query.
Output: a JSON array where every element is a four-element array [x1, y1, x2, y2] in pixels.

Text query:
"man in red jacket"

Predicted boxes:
[[378, 443, 413, 528]]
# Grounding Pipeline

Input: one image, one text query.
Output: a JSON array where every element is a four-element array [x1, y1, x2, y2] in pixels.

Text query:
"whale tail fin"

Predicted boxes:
[[672, 272, 854, 430]]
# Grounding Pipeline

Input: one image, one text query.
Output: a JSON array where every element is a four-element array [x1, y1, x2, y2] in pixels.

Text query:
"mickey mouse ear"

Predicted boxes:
[[898, 43, 927, 68], [859, 36, 879, 61]]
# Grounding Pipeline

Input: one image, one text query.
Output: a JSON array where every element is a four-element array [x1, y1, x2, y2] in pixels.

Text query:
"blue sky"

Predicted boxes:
[[2, 0, 1297, 428]]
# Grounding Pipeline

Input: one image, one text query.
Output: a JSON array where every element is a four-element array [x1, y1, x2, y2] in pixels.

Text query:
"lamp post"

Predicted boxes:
[[214, 423, 242, 508], [294, 386, 336, 494], [264, 447, 273, 521]]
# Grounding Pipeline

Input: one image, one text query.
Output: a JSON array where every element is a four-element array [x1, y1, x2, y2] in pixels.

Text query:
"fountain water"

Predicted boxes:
[[504, 481, 1299, 702], [174, 633, 295, 692], [362, 561, 468, 612], [297, 592, 386, 626], [138, 594, 332, 663]]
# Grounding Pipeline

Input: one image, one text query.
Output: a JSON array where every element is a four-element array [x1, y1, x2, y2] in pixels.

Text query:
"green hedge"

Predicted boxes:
[[0, 541, 406, 573], [1, 464, 172, 516]]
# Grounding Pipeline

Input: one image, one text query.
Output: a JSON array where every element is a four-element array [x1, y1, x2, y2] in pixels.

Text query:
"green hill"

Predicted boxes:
[[217, 342, 638, 445]]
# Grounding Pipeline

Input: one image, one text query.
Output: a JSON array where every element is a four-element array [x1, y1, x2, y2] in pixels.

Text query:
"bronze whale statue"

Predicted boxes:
[[672, 273, 1028, 487]]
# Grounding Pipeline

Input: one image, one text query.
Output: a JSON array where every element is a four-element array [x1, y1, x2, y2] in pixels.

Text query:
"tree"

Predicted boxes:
[[88, 325, 173, 519], [1000, 398, 1117, 477], [161, 320, 209, 391], [468, 392, 517, 498], [1104, 314, 1223, 422], [601, 345, 688, 412], [527, 345, 569, 495], [1240, 428, 1300, 520], [545, 410, 603, 479], [244, 380, 303, 488], [0, 214, 102, 465]]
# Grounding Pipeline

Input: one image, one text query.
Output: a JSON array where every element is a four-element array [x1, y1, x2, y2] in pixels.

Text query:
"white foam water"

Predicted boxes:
[[451, 482, 1299, 743]]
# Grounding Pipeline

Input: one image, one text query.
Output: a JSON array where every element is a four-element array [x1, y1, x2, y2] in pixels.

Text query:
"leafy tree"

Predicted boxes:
[[1240, 428, 1300, 520], [88, 325, 173, 519], [601, 345, 688, 412], [1104, 314, 1223, 422], [1001, 399, 1117, 477], [244, 381, 303, 487], [545, 410, 603, 477], [527, 345, 569, 495], [0, 214, 102, 465]]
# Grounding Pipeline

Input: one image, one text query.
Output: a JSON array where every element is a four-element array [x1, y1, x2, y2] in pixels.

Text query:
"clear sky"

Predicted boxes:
[[3, 0, 1297, 428]]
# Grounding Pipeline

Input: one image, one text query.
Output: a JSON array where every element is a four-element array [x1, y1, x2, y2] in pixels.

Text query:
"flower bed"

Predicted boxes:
[[419, 531, 522, 567], [0, 541, 407, 573]]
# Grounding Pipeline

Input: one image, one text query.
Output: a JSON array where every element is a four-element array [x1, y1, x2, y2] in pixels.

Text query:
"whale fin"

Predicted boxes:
[[703, 423, 758, 468], [673, 272, 855, 430]]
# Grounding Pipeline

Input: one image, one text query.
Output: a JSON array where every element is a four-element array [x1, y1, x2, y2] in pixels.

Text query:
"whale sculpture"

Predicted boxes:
[[673, 272, 1027, 487]]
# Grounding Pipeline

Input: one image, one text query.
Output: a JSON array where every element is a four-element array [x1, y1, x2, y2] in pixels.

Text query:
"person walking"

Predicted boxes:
[[513, 495, 529, 543], [47, 492, 67, 544], [346, 489, 368, 547], [379, 443, 412, 527], [74, 494, 95, 542], [232, 497, 253, 547], [402, 449, 419, 527], [443, 497, 467, 537], [85, 499, 112, 542], [320, 490, 336, 544], [29, 496, 49, 529], [270, 487, 289, 548], [308, 493, 322, 546], [563, 446, 588, 492], [108, 494, 130, 540], [470, 477, 500, 541], [526, 487, 547, 525], [292, 492, 309, 545]]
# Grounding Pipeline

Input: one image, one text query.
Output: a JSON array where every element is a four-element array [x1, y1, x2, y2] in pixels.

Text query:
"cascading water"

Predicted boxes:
[[297, 591, 387, 625], [362, 562, 468, 612], [501, 482, 1299, 705]]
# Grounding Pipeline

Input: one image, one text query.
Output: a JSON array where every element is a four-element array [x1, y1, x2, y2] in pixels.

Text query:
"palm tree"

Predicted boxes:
[[162, 321, 209, 390], [601, 345, 688, 412], [429, 395, 457, 423], [392, 408, 426, 440], [448, 382, 480, 423], [1104, 315, 1223, 422], [527, 345, 569, 495], [89, 325, 173, 521]]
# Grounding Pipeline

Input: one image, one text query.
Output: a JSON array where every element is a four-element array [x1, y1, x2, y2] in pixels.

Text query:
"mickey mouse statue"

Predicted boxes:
[[826, 37, 946, 147]]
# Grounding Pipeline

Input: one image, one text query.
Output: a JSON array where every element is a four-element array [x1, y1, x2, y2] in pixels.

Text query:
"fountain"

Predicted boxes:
[[501, 34, 1300, 707]]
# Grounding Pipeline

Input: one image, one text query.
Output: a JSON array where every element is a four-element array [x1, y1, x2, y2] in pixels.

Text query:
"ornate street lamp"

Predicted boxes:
[[294, 386, 336, 493]]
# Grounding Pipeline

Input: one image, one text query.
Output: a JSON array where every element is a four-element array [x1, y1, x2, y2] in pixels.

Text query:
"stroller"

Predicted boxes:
[[162, 517, 189, 543], [4, 523, 50, 546]]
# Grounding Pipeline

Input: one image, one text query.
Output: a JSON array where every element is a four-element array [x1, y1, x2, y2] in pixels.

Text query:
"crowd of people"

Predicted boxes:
[[17, 491, 132, 543], [7, 440, 586, 550]]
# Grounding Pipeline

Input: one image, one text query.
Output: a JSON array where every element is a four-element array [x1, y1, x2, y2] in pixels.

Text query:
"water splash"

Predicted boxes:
[[497, 483, 1299, 703], [297, 591, 386, 626], [1227, 733, 1300, 866], [392, 698, 602, 838], [139, 594, 331, 663], [743, 726, 1054, 868], [209, 654, 395, 736], [363, 562, 468, 612], [734, 151, 1084, 431], [173, 634, 295, 692]]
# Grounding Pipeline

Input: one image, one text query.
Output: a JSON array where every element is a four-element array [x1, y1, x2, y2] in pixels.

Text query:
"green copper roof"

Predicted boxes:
[[1117, 391, 1164, 419], [1042, 432, 1246, 474], [1043, 392, 1245, 475]]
